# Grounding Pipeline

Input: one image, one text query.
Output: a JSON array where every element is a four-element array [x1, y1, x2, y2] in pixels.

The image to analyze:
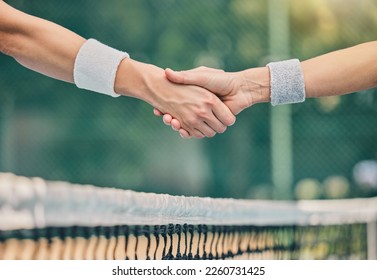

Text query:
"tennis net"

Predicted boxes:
[[1, 172, 376, 260]]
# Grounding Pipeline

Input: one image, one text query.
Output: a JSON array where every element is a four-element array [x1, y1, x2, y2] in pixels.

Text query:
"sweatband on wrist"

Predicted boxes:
[[74, 39, 130, 97], [267, 59, 305, 106]]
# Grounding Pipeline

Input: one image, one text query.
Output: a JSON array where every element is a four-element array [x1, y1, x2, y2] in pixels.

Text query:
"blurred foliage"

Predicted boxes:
[[0, 0, 377, 199]]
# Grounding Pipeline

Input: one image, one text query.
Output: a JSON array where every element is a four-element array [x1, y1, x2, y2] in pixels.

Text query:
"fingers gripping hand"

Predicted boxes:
[[165, 67, 251, 115], [120, 60, 239, 139], [152, 66, 236, 139], [175, 93, 233, 138], [154, 99, 232, 139], [154, 108, 187, 136], [120, 59, 234, 138], [155, 66, 270, 138], [149, 74, 234, 138], [154, 66, 242, 138], [153, 108, 173, 126]]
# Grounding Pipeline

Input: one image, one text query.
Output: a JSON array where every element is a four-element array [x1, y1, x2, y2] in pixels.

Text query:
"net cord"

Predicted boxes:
[[1, 172, 377, 231]]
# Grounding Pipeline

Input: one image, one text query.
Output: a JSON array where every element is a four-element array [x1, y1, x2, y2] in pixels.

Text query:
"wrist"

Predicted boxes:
[[239, 67, 270, 105], [114, 58, 136, 96], [115, 58, 154, 104]]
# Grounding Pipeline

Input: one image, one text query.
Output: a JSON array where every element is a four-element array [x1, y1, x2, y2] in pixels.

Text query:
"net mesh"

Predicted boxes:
[[0, 173, 376, 260], [0, 224, 368, 260]]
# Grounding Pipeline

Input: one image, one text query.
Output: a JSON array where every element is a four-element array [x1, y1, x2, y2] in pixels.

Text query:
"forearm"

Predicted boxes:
[[302, 41, 377, 98], [240, 41, 377, 107], [0, 2, 85, 83]]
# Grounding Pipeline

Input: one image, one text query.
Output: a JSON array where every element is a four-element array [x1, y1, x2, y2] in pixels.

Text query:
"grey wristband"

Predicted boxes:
[[267, 59, 305, 106]]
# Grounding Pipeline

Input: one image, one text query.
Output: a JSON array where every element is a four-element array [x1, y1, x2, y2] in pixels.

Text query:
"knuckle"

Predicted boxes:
[[208, 91, 216, 101], [186, 116, 199, 126], [198, 108, 210, 119], [203, 92, 216, 105]]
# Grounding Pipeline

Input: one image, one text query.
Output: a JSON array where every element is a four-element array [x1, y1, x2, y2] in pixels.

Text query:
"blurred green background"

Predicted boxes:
[[1, 0, 377, 200]]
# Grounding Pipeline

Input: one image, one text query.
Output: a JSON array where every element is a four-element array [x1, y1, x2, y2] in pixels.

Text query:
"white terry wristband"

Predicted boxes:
[[74, 39, 130, 97], [267, 59, 305, 106]]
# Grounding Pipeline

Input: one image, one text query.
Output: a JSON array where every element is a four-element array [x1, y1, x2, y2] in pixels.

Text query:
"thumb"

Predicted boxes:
[[165, 68, 211, 88]]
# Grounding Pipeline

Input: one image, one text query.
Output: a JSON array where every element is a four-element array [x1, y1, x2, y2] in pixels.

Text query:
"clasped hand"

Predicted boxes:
[[153, 66, 270, 139]]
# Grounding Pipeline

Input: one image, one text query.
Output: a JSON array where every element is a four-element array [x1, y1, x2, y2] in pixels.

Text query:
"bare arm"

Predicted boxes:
[[0, 1, 235, 138], [0, 1, 85, 82], [302, 41, 377, 98], [238, 41, 377, 104]]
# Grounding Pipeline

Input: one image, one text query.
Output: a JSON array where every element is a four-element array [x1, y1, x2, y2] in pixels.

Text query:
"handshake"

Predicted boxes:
[[110, 56, 305, 139], [153, 66, 271, 139]]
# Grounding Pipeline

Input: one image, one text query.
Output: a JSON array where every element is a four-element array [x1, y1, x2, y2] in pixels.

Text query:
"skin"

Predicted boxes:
[[0, 1, 235, 138], [156, 41, 377, 138]]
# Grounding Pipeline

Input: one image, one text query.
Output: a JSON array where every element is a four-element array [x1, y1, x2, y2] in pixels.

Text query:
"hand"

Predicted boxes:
[[154, 66, 270, 138], [115, 60, 236, 138]]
